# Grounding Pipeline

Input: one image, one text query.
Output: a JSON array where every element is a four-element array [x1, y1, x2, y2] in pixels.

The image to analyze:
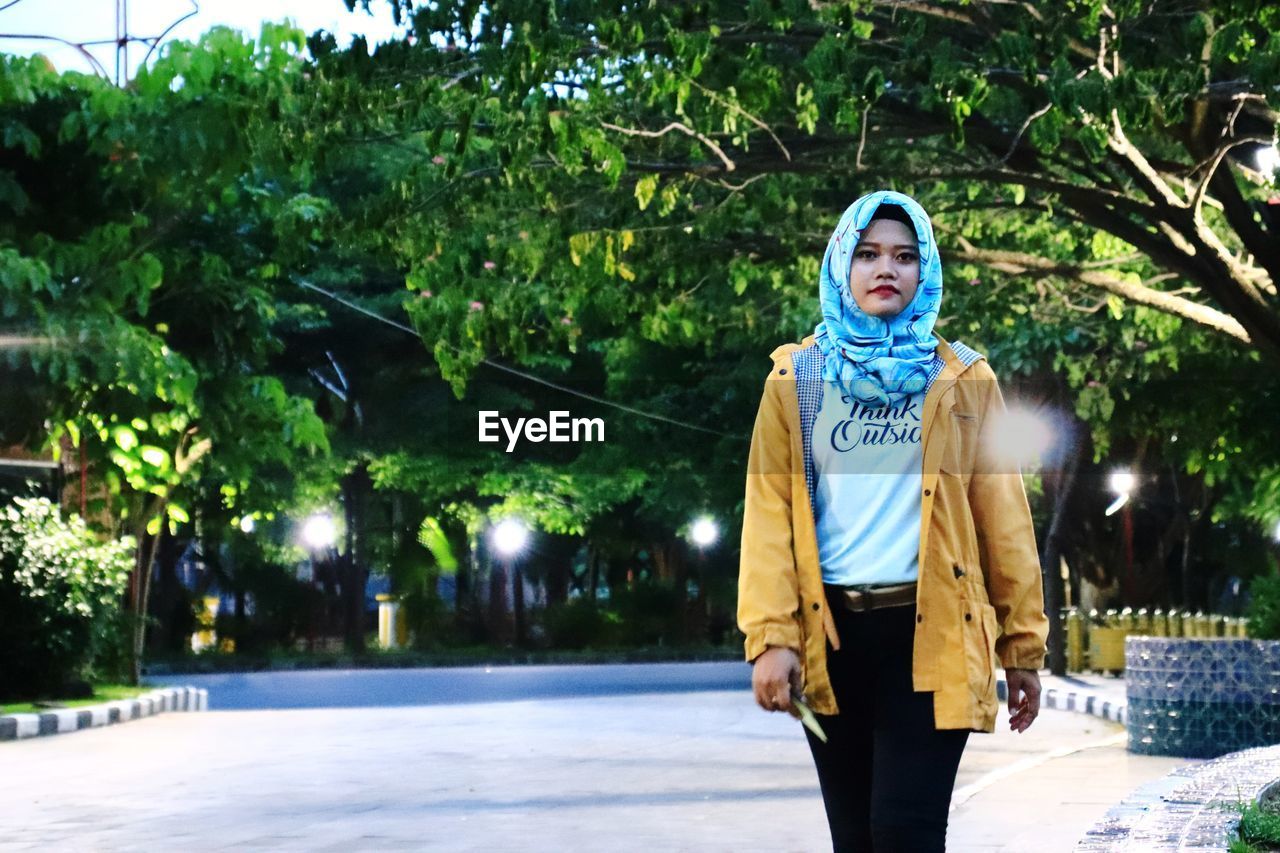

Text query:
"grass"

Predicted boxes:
[[1235, 791, 1280, 852], [1, 683, 155, 715]]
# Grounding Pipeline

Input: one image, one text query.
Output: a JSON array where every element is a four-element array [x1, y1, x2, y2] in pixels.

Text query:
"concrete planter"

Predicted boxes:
[[1126, 636, 1280, 758]]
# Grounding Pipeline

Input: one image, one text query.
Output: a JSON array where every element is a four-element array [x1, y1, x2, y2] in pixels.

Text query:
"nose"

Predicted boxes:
[[874, 254, 897, 278]]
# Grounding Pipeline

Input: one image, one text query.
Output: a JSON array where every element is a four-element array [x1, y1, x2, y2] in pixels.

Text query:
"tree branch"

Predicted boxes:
[[946, 243, 1251, 343]]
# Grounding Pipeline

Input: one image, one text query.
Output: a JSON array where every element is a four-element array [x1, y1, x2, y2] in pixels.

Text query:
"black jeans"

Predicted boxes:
[[804, 600, 970, 853]]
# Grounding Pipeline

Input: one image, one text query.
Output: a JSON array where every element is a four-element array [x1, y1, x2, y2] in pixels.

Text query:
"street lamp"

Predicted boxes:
[[491, 517, 530, 557], [300, 512, 339, 654], [489, 517, 530, 646], [302, 512, 337, 550], [1105, 469, 1135, 517], [1105, 468, 1137, 603], [689, 516, 720, 549], [238, 516, 256, 534]]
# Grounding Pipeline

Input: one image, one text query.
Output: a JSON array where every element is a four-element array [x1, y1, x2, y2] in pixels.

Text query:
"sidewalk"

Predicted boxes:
[[947, 671, 1199, 852]]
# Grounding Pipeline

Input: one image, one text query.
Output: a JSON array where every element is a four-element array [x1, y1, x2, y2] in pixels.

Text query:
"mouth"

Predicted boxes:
[[869, 286, 899, 298]]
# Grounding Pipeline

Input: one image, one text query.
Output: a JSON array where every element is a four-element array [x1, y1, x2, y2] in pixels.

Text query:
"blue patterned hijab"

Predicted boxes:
[[813, 190, 943, 409]]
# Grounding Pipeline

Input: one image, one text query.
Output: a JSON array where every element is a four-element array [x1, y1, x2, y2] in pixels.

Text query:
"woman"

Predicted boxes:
[[737, 190, 1049, 852]]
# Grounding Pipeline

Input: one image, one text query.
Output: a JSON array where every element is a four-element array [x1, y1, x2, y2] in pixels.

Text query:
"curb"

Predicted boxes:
[[1075, 742, 1280, 851], [0, 687, 209, 742], [997, 678, 1128, 725]]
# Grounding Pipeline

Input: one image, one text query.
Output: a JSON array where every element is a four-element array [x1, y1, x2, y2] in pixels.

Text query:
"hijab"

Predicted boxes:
[[813, 190, 943, 409]]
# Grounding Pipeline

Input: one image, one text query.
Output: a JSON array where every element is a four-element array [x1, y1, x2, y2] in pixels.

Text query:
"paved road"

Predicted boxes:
[[0, 666, 1194, 852], [148, 662, 752, 710]]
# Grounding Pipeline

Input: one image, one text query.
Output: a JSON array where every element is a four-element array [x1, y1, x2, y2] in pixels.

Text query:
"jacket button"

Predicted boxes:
[[965, 613, 972, 621], [811, 602, 820, 611], [778, 368, 788, 375], [916, 614, 923, 623], [923, 488, 931, 496]]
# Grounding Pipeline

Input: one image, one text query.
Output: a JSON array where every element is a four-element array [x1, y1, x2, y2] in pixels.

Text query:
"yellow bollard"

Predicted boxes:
[[1152, 608, 1167, 637], [1167, 608, 1182, 637], [1089, 626, 1128, 674], [377, 594, 401, 650], [1134, 607, 1150, 635], [1194, 610, 1209, 637], [1065, 608, 1085, 672], [1105, 608, 1120, 629]]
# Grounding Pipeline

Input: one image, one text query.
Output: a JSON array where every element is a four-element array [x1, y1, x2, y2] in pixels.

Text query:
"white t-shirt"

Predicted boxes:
[[812, 382, 926, 586]]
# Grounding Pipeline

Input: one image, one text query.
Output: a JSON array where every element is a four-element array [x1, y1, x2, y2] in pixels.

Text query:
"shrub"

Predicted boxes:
[[0, 497, 134, 700], [1246, 572, 1280, 641], [542, 598, 620, 649]]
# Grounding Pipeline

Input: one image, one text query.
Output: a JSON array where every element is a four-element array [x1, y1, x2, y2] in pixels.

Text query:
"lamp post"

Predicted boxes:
[[490, 518, 530, 646], [301, 512, 337, 653], [1106, 470, 1136, 603], [686, 515, 720, 642]]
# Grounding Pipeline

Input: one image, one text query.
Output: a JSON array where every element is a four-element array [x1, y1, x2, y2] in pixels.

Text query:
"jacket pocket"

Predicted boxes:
[[960, 598, 997, 705], [939, 410, 979, 478]]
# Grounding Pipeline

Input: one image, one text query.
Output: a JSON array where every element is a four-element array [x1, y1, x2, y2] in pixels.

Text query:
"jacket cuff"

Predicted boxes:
[[997, 635, 1046, 670], [744, 623, 802, 663]]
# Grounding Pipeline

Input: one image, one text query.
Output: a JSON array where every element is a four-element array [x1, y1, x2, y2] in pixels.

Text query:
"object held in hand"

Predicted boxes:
[[790, 690, 828, 743]]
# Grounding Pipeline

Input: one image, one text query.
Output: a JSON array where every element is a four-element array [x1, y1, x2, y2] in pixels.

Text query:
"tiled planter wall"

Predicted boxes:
[[1126, 636, 1280, 758]]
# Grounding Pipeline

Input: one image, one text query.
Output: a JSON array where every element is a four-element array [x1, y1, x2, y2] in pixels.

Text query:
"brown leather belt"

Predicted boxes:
[[824, 582, 918, 612]]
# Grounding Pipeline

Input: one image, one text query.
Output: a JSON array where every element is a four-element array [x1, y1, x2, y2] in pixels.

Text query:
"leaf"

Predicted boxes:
[[140, 446, 169, 468], [634, 174, 658, 211], [418, 515, 458, 574], [111, 425, 139, 452], [1106, 294, 1124, 320]]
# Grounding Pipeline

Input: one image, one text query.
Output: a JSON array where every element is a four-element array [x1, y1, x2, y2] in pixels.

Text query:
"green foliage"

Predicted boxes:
[[542, 597, 621, 650], [1237, 795, 1280, 849], [1246, 572, 1280, 641], [0, 498, 134, 700]]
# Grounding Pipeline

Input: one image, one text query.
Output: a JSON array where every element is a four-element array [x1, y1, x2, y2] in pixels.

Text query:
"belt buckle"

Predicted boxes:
[[848, 584, 876, 612]]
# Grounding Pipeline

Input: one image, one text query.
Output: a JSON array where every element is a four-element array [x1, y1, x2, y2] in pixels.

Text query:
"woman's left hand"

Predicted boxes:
[[1005, 668, 1041, 733]]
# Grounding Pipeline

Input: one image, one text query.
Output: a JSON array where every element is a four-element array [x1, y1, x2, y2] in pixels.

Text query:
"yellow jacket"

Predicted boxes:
[[737, 332, 1048, 732]]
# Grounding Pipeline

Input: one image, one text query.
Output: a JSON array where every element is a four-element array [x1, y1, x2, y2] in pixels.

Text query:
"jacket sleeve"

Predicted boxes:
[[737, 365, 802, 663], [967, 362, 1049, 671]]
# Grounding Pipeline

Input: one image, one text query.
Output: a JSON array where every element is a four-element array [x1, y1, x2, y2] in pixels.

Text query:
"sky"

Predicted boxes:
[[0, 0, 409, 80]]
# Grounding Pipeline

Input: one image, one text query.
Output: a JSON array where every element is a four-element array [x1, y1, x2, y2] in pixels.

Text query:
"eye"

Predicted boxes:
[[898, 252, 918, 263], [855, 249, 876, 259]]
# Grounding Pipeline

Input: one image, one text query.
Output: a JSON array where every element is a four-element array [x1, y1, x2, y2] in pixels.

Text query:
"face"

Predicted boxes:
[[848, 218, 920, 319]]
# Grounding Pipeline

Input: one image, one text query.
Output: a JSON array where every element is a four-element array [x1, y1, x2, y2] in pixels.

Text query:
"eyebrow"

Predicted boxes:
[[855, 242, 918, 250]]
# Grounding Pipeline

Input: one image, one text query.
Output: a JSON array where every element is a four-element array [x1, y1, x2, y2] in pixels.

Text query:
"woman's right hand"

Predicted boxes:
[[752, 646, 802, 713]]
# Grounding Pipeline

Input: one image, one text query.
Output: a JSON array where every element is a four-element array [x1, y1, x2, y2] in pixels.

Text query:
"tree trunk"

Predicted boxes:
[[1040, 438, 1080, 676]]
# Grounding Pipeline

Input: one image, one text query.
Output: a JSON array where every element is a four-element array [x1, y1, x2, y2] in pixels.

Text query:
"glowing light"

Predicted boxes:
[[238, 516, 255, 534], [990, 407, 1055, 468], [491, 518, 529, 557], [302, 513, 336, 550], [690, 516, 720, 548], [1109, 469, 1136, 496]]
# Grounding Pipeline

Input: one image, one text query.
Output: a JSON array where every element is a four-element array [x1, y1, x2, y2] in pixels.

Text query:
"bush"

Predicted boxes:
[[1246, 572, 1280, 640], [0, 497, 133, 700], [611, 580, 686, 646], [542, 598, 620, 649]]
